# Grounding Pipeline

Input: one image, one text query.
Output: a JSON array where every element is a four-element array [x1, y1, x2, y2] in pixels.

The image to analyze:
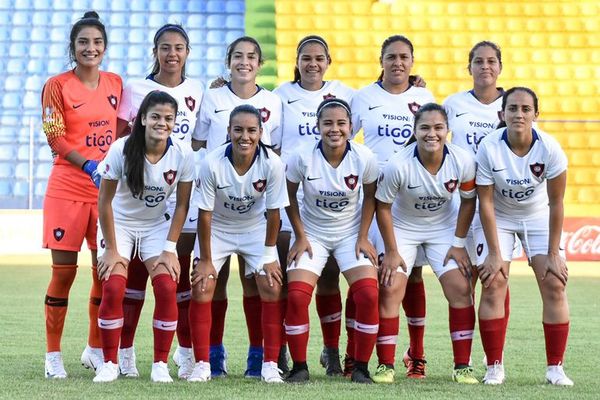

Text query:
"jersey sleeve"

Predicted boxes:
[[375, 159, 401, 204], [117, 83, 135, 122], [41, 78, 72, 158], [475, 142, 494, 186], [179, 147, 196, 182], [458, 152, 477, 199], [266, 155, 290, 209], [193, 158, 217, 212], [192, 95, 212, 142], [285, 151, 304, 184], [98, 139, 124, 181], [545, 137, 568, 179], [362, 149, 380, 184]]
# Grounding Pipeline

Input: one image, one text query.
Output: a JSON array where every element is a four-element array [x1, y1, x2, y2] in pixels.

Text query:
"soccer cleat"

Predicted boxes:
[[93, 361, 119, 383], [209, 344, 228, 378], [188, 361, 211, 383], [81, 345, 103, 371], [151, 361, 173, 383], [285, 366, 309, 383], [403, 349, 427, 379], [45, 351, 67, 379], [483, 362, 505, 385], [118, 346, 139, 378], [277, 346, 290, 378], [372, 364, 395, 384], [319, 347, 343, 376], [351, 367, 373, 384], [261, 361, 284, 383], [173, 346, 194, 379], [546, 364, 574, 386], [244, 346, 263, 379], [452, 366, 479, 384], [342, 354, 355, 377]]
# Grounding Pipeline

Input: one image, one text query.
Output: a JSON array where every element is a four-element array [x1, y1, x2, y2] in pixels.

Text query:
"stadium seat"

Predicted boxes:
[[148, 14, 167, 29], [187, 1, 206, 12], [106, 60, 125, 76], [206, 45, 225, 61], [23, 92, 38, 111], [15, 163, 30, 179], [167, 13, 186, 25], [35, 180, 47, 196], [46, 59, 65, 75], [167, 0, 186, 12], [206, 14, 226, 29], [187, 29, 205, 46], [226, 0, 244, 13], [4, 77, 23, 92], [206, 62, 224, 79], [206, 31, 225, 45], [12, 181, 29, 197], [127, 61, 145, 77], [33, 0, 51, 9], [0, 146, 13, 161], [129, 29, 146, 44], [35, 163, 52, 179], [2, 94, 22, 111], [187, 14, 205, 29], [109, 12, 128, 27], [127, 45, 147, 60], [0, 180, 11, 196]]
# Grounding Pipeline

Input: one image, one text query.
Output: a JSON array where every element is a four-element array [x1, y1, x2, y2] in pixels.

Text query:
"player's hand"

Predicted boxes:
[[379, 249, 405, 287], [261, 261, 283, 287], [287, 236, 313, 267], [542, 253, 568, 286], [355, 236, 377, 267], [409, 74, 427, 88], [82, 160, 101, 188], [153, 251, 181, 283], [444, 246, 472, 279], [209, 76, 227, 89], [478, 252, 506, 288], [191, 259, 217, 292], [97, 250, 127, 281]]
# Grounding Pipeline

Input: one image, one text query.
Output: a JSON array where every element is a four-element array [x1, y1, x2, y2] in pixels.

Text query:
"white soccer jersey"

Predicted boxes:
[[351, 83, 435, 167], [376, 142, 476, 231], [117, 76, 204, 144], [476, 128, 568, 219], [443, 90, 503, 156], [98, 136, 195, 230], [192, 84, 282, 151], [272, 80, 355, 163], [194, 143, 289, 233], [287, 141, 379, 238]]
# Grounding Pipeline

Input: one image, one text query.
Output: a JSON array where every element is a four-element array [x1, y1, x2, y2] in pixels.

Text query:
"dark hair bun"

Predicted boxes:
[[83, 11, 99, 19]]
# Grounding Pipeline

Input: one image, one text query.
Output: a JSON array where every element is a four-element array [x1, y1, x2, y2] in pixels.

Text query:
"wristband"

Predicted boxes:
[[261, 245, 278, 264], [163, 240, 177, 254], [452, 236, 467, 248]]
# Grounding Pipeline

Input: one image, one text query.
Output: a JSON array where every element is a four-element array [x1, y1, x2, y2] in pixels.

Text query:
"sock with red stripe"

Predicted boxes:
[[45, 264, 77, 352], [176, 254, 192, 348], [543, 322, 569, 365], [449, 305, 475, 366], [285, 281, 314, 363], [479, 317, 505, 365], [98, 274, 126, 363], [243, 295, 263, 347], [87, 265, 102, 348], [152, 274, 178, 363], [351, 279, 379, 363], [316, 292, 342, 349], [210, 299, 228, 346], [262, 300, 284, 362], [344, 287, 356, 358], [376, 316, 399, 366], [190, 300, 211, 362], [120, 256, 148, 349], [403, 280, 426, 359]]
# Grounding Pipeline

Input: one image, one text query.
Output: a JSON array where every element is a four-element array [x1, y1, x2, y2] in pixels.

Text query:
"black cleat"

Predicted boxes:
[[278, 346, 290, 378], [351, 367, 373, 384], [319, 347, 343, 376], [286, 367, 309, 383]]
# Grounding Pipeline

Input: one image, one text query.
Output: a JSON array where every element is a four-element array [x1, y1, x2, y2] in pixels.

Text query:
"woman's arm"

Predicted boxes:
[[97, 178, 126, 280]]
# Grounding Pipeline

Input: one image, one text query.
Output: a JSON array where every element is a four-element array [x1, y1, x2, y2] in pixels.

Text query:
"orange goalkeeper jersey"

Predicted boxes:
[[42, 70, 122, 202]]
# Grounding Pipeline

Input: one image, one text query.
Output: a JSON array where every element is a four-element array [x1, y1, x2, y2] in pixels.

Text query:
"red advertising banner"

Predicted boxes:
[[561, 217, 600, 261]]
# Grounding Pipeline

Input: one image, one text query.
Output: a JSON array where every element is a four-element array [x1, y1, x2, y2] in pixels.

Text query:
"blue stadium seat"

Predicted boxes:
[[207, 0, 225, 13], [23, 92, 38, 111], [206, 45, 225, 60], [50, 28, 68, 43], [9, 44, 27, 58], [31, 12, 48, 26], [0, 25, 8, 41], [0, 0, 9, 9], [38, 146, 53, 162], [127, 45, 147, 60], [52, 0, 70, 10], [129, 29, 146, 44], [17, 128, 32, 144], [130, 13, 147, 28], [0, 126, 13, 140], [2, 94, 22, 110], [16, 163, 30, 179], [167, 13, 186, 24], [207, 62, 224, 78], [33, 0, 51, 9], [17, 145, 30, 161], [225, 30, 243, 43], [206, 14, 226, 29], [185, 62, 205, 78], [47, 59, 65, 75], [149, 0, 168, 13], [109, 44, 126, 59], [4, 76, 23, 92], [35, 163, 52, 179], [127, 61, 145, 77], [130, 1, 148, 12], [11, 27, 29, 41], [49, 44, 64, 58], [188, 29, 205, 45], [72, 0, 90, 9], [27, 60, 45, 75], [51, 11, 71, 26], [0, 146, 14, 161], [0, 10, 9, 25], [109, 12, 128, 27], [187, 1, 206, 12], [13, 181, 29, 197], [112, 2, 128, 11], [31, 26, 47, 42], [35, 180, 47, 197], [25, 76, 43, 91], [30, 43, 47, 58], [148, 14, 167, 29], [225, 15, 244, 29], [106, 60, 125, 76], [13, 11, 30, 25], [226, 0, 245, 13], [1, 115, 19, 127], [187, 14, 205, 29], [206, 30, 225, 45], [168, 0, 187, 12], [109, 28, 128, 44], [0, 180, 11, 196]]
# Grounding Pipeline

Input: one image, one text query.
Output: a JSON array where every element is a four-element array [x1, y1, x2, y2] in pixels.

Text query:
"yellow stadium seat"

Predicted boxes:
[[592, 152, 600, 167], [589, 134, 600, 149], [407, 3, 426, 16], [523, 3, 542, 16], [277, 32, 298, 46], [276, 46, 295, 62], [352, 16, 370, 31], [275, 1, 293, 14], [446, 3, 466, 16], [370, 2, 389, 15], [293, 1, 315, 14], [561, 3, 580, 16], [577, 186, 600, 204], [313, 2, 330, 15], [567, 34, 586, 47], [351, 1, 371, 15], [567, 134, 588, 149], [275, 15, 293, 30], [390, 1, 408, 15]]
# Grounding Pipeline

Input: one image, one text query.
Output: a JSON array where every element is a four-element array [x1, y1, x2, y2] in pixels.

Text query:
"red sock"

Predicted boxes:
[[120, 256, 148, 349], [543, 322, 569, 365], [449, 305, 475, 366], [210, 299, 228, 346], [479, 317, 505, 365], [280, 296, 287, 346], [316, 292, 342, 349], [376, 316, 399, 366], [351, 279, 379, 363], [190, 300, 211, 362], [152, 274, 178, 363], [285, 281, 314, 363], [176, 254, 192, 348], [344, 287, 356, 358], [243, 295, 263, 347], [262, 300, 284, 362], [45, 264, 77, 352], [403, 280, 426, 359], [87, 265, 102, 348], [98, 274, 126, 363]]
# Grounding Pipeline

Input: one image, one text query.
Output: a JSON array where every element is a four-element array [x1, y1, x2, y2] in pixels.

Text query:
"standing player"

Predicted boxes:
[[93, 91, 194, 383], [376, 103, 478, 384], [351, 35, 435, 382], [475, 87, 573, 386], [284, 99, 379, 384], [272, 35, 355, 376], [191, 36, 282, 378], [187, 105, 288, 383], [40, 11, 122, 378], [115, 23, 203, 380]]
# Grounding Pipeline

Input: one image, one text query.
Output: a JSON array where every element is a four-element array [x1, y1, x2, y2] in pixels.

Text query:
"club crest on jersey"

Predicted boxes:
[[53, 228, 65, 241], [107, 95, 118, 110], [408, 102, 421, 115], [185, 96, 196, 112], [323, 93, 336, 100], [530, 163, 545, 178], [259, 107, 271, 123], [444, 179, 459, 193], [344, 174, 359, 190], [163, 170, 177, 185], [253, 179, 267, 192]]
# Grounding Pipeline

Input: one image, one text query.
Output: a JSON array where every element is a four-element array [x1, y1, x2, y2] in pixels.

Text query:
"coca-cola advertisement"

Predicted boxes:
[[561, 218, 600, 261]]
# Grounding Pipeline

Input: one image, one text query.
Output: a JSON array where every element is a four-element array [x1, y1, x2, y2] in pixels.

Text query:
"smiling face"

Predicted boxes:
[[318, 106, 352, 150], [469, 45, 502, 89], [142, 103, 176, 143], [154, 31, 189, 75], [73, 27, 105, 68], [228, 112, 263, 157], [415, 110, 448, 154], [380, 40, 413, 87], [228, 40, 260, 85], [502, 90, 538, 135], [297, 42, 330, 87]]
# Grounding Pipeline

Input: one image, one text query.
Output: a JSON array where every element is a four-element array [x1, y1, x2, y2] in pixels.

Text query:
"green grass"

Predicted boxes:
[[0, 259, 597, 399]]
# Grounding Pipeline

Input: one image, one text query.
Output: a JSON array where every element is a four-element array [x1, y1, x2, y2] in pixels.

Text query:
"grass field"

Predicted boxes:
[[0, 255, 598, 399]]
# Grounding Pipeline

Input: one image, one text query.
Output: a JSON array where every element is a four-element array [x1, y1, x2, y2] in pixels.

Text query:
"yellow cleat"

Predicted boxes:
[[452, 367, 479, 384], [372, 364, 395, 384]]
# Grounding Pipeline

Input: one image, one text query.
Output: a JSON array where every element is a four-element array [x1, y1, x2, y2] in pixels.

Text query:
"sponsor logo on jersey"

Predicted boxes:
[[53, 227, 65, 241], [456, 112, 468, 117], [134, 185, 166, 207], [323, 93, 336, 100], [492, 167, 506, 172], [407, 102, 421, 115], [107, 95, 118, 110], [530, 163, 545, 178], [225, 194, 256, 214], [163, 170, 177, 185], [185, 96, 196, 112], [344, 174, 358, 190], [415, 196, 447, 211], [369, 105, 383, 111], [307, 176, 321, 181], [378, 123, 413, 145], [287, 98, 301, 104], [468, 121, 495, 129], [259, 107, 271, 123], [253, 179, 267, 193], [214, 108, 229, 114], [444, 179, 458, 193], [501, 187, 535, 201], [86, 129, 113, 153], [298, 123, 320, 137], [73, 103, 85, 109], [407, 184, 421, 190]]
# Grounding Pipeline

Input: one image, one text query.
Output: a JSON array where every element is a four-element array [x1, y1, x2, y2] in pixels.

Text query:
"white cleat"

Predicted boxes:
[[173, 346, 194, 379], [118, 346, 139, 378], [151, 361, 173, 383], [483, 362, 505, 385], [81, 345, 103, 371], [188, 361, 211, 383], [45, 351, 67, 379], [546, 364, 574, 386], [261, 361, 283, 383], [93, 361, 119, 383]]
